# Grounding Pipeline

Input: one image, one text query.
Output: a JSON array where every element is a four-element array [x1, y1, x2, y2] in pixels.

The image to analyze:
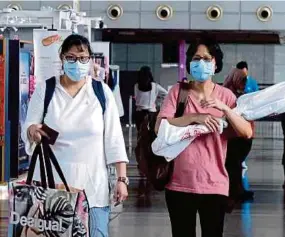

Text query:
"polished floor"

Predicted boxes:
[[1, 128, 285, 236]]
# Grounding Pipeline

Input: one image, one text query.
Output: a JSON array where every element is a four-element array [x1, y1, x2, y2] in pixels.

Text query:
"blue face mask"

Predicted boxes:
[[190, 60, 215, 82], [63, 60, 90, 82]]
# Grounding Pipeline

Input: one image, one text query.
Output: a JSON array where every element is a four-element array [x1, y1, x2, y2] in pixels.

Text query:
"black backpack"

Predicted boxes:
[[43, 77, 106, 119]]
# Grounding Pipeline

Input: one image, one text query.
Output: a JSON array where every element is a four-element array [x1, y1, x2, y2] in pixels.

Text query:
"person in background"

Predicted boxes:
[[236, 61, 259, 93], [236, 61, 259, 172], [134, 66, 167, 200], [223, 68, 255, 207], [134, 66, 168, 133], [107, 68, 116, 91], [155, 36, 252, 237], [22, 34, 129, 237], [92, 62, 106, 82]]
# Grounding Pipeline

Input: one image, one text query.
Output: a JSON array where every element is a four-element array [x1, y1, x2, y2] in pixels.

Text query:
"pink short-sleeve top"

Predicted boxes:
[[158, 83, 237, 196]]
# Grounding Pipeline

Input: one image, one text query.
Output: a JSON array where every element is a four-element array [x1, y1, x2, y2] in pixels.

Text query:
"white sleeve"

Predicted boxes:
[[103, 83, 129, 165], [157, 84, 168, 97], [21, 82, 46, 155]]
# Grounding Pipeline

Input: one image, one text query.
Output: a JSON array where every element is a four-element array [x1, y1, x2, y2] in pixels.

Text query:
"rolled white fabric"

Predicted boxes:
[[234, 81, 285, 120], [151, 119, 227, 161]]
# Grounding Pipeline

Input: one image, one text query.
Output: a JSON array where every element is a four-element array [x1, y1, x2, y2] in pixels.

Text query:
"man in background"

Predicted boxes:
[[236, 61, 259, 198], [236, 61, 259, 93]]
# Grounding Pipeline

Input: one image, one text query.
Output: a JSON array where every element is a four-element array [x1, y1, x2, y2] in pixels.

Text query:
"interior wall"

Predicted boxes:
[[111, 42, 282, 88]]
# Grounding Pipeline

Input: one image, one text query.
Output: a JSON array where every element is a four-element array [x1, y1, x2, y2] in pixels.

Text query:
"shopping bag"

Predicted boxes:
[[9, 140, 89, 237]]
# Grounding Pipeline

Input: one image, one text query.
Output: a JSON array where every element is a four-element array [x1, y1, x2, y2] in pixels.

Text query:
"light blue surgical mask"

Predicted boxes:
[[190, 60, 215, 82], [63, 60, 90, 82]]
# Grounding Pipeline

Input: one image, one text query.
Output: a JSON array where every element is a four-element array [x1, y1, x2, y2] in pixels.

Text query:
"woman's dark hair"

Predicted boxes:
[[59, 34, 93, 57], [137, 66, 154, 92], [236, 61, 248, 70], [107, 69, 117, 91], [186, 34, 224, 74]]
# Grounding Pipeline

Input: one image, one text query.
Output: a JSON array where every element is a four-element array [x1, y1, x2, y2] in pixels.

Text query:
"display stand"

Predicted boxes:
[[8, 39, 20, 180], [0, 38, 20, 183], [29, 51, 35, 98], [18, 48, 31, 173], [0, 38, 6, 184], [33, 29, 72, 84], [0, 9, 105, 42], [0, 39, 34, 183]]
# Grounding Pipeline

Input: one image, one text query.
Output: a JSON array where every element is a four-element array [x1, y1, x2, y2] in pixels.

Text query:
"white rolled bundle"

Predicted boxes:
[[151, 119, 227, 161], [234, 81, 285, 120]]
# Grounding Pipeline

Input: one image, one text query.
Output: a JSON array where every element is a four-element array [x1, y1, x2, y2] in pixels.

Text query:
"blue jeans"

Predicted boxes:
[[89, 206, 110, 237]]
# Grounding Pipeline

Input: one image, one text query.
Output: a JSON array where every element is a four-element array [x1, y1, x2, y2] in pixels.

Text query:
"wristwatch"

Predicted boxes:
[[117, 177, 129, 186]]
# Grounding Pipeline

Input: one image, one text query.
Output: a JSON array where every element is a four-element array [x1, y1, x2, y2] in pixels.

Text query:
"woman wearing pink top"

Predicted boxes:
[[155, 36, 253, 237]]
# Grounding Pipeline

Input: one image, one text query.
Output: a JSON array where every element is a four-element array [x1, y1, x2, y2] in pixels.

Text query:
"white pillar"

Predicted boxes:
[[73, 0, 80, 12]]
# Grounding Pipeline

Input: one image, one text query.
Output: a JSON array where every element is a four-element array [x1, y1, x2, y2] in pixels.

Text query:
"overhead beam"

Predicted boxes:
[[100, 29, 280, 44]]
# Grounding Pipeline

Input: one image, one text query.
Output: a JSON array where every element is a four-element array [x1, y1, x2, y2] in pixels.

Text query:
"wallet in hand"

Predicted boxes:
[[41, 124, 59, 145]]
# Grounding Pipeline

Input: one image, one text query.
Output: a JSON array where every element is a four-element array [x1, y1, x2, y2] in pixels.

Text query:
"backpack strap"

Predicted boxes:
[[175, 82, 190, 118], [43, 77, 106, 120], [43, 77, 56, 122], [92, 79, 106, 114]]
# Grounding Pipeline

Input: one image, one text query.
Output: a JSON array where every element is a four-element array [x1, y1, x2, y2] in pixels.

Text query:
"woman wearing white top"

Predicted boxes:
[[22, 34, 129, 237], [134, 66, 168, 132]]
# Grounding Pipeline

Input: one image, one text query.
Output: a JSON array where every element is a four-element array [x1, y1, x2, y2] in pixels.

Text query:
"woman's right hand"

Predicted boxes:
[[194, 114, 220, 132], [28, 124, 49, 143]]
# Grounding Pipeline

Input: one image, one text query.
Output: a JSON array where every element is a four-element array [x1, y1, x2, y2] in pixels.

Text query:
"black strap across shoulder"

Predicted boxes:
[[43, 77, 106, 117], [175, 82, 191, 118], [43, 77, 56, 123]]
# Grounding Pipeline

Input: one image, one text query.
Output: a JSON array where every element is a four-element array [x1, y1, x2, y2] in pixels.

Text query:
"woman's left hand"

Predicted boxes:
[[114, 182, 128, 203], [201, 98, 229, 112]]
